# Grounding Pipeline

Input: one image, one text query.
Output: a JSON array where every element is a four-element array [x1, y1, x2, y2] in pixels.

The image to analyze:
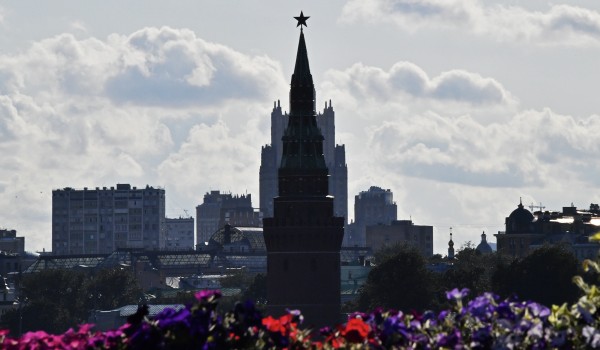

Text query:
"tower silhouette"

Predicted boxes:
[[263, 16, 344, 327]]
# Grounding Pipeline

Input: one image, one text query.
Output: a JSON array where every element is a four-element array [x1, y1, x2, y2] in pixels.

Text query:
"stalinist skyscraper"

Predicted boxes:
[[259, 33, 347, 225], [263, 12, 344, 326]]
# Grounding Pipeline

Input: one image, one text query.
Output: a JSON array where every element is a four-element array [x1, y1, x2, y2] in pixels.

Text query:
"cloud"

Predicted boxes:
[[360, 107, 600, 189], [104, 27, 285, 106], [323, 63, 600, 188], [0, 27, 286, 105], [0, 27, 284, 251], [322, 61, 514, 115], [341, 0, 600, 45]]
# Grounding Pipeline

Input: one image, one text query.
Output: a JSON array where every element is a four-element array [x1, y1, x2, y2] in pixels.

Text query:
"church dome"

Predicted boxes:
[[476, 232, 492, 254], [506, 200, 534, 234]]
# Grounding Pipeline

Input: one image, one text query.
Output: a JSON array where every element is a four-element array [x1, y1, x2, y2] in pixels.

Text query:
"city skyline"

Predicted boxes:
[[1, 1, 600, 254]]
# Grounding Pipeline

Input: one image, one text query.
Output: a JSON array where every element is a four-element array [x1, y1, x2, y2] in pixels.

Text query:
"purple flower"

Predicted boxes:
[[437, 328, 463, 348], [438, 310, 449, 322], [550, 330, 567, 348], [195, 289, 222, 302], [526, 302, 550, 319], [285, 308, 304, 325], [495, 300, 516, 321], [467, 295, 495, 321], [471, 325, 492, 349], [526, 322, 543, 340], [155, 307, 191, 329], [583, 326, 600, 348], [446, 288, 470, 301]]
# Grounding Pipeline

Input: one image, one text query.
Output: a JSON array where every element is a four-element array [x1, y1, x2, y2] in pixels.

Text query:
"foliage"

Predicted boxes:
[[439, 247, 510, 303], [219, 270, 252, 289], [2, 283, 600, 349], [357, 244, 435, 312], [242, 273, 267, 307], [1, 268, 141, 335], [492, 244, 581, 306]]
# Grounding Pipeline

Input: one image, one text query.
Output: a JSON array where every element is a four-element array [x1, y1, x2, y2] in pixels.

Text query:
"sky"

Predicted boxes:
[[1, 0, 600, 254]]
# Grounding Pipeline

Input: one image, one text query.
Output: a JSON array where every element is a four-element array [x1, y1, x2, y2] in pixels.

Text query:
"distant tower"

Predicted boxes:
[[448, 229, 455, 260], [476, 231, 493, 254], [263, 13, 344, 327]]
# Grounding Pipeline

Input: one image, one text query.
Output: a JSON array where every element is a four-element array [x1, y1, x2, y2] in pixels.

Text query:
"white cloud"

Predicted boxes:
[[321, 61, 515, 124], [103, 27, 285, 107], [341, 0, 600, 45], [0, 27, 285, 251], [69, 20, 88, 33]]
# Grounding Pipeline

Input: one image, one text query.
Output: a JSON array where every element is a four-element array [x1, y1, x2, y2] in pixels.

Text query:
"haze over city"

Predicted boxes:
[[1, 0, 600, 254]]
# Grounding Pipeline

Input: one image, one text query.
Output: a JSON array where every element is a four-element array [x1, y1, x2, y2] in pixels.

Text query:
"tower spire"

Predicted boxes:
[[448, 227, 455, 260], [279, 12, 325, 174], [291, 29, 313, 88]]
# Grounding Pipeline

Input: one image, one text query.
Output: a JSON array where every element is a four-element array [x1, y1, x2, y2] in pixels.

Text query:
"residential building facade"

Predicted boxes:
[[165, 217, 194, 250], [195, 191, 260, 247], [366, 220, 433, 257], [0, 229, 25, 254], [52, 184, 166, 254]]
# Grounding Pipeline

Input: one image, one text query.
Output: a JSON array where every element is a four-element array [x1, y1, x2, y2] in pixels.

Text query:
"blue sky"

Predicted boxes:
[[1, 0, 600, 254]]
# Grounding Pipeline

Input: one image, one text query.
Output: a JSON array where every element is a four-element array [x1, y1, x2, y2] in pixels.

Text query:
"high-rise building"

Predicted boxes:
[[52, 184, 166, 255], [345, 186, 398, 246], [195, 191, 260, 247], [263, 16, 344, 327], [366, 220, 433, 256], [0, 229, 25, 254], [165, 217, 194, 250], [259, 81, 347, 223]]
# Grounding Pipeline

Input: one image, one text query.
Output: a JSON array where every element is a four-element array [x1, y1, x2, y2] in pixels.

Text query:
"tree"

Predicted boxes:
[[442, 249, 508, 296], [81, 267, 142, 312], [357, 244, 434, 312], [242, 273, 267, 307], [1, 268, 141, 334], [492, 244, 581, 306]]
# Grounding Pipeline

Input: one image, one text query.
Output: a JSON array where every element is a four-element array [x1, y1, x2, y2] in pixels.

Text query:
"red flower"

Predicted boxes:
[[342, 318, 371, 343], [262, 314, 297, 336], [262, 316, 284, 334]]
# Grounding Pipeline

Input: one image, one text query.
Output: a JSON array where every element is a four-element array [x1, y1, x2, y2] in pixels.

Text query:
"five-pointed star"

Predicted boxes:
[[294, 11, 309, 28]]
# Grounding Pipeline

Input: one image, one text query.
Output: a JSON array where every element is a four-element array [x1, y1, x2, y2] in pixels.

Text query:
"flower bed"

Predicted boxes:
[[1, 280, 599, 349]]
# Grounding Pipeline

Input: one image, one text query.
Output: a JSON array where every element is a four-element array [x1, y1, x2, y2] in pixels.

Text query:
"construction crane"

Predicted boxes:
[[529, 203, 545, 212]]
